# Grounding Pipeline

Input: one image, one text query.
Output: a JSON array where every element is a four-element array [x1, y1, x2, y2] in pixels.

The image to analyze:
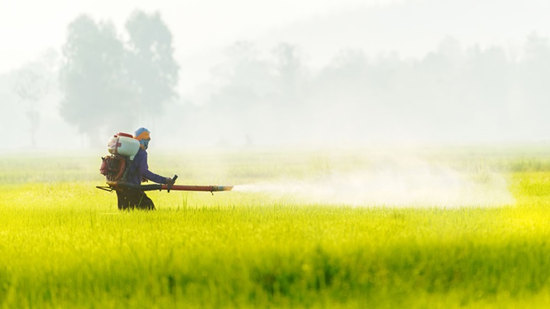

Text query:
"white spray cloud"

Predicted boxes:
[[235, 157, 515, 208]]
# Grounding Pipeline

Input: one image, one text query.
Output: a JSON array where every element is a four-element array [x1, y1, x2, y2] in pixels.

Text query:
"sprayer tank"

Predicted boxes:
[[107, 132, 140, 160]]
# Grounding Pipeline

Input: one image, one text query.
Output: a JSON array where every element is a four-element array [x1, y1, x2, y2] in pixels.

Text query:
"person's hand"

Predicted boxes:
[[166, 177, 175, 186]]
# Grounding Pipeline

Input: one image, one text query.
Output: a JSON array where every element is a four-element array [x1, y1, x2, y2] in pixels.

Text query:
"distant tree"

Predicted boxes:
[[13, 69, 44, 148], [12, 51, 57, 147], [125, 11, 179, 123], [204, 41, 278, 144], [317, 49, 368, 94], [59, 12, 179, 146], [209, 41, 274, 110], [59, 15, 133, 146], [517, 33, 550, 129], [522, 33, 550, 102], [272, 43, 306, 103]]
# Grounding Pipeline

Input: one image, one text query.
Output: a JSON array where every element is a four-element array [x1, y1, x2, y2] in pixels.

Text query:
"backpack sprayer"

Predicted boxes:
[[96, 133, 233, 194]]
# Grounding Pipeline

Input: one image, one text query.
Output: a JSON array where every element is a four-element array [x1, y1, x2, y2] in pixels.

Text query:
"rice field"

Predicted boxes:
[[1, 147, 550, 308]]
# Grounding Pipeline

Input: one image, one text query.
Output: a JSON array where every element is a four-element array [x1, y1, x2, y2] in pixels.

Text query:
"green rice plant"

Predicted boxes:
[[1, 149, 550, 308]]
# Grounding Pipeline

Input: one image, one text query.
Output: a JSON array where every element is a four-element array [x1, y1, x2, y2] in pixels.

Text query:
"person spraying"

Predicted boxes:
[[115, 127, 174, 210], [97, 128, 233, 210]]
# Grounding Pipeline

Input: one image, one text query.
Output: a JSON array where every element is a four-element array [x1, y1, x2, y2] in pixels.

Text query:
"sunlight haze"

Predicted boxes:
[[1, 0, 549, 150]]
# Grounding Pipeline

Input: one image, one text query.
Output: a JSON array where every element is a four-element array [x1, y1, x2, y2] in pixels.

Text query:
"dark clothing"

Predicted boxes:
[[117, 148, 166, 210], [116, 187, 155, 210], [127, 148, 167, 185]]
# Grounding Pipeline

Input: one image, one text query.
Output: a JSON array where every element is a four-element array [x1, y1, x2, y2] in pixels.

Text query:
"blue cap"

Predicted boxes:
[[134, 127, 151, 149], [134, 127, 150, 140]]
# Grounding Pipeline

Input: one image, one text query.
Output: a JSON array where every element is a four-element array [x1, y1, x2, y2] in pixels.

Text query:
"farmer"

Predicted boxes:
[[116, 127, 174, 210]]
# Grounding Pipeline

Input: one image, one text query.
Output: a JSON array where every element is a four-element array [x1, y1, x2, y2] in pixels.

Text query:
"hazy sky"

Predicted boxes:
[[3, 0, 550, 149], [0, 0, 399, 74], [3, 0, 550, 90]]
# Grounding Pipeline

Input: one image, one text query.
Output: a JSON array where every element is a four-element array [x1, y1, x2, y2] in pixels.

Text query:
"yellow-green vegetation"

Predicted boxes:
[[1, 148, 550, 308]]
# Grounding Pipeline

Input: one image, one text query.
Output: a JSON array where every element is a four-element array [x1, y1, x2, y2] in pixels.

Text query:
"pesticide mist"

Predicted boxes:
[[235, 156, 514, 208]]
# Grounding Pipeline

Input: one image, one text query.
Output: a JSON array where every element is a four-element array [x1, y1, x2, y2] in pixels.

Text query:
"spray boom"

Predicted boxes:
[[96, 175, 233, 194]]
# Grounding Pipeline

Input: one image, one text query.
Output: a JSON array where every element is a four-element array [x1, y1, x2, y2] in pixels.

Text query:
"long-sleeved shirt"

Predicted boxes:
[[127, 148, 167, 185]]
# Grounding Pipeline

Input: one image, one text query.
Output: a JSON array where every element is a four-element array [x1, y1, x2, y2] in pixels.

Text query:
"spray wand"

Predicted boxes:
[[96, 175, 233, 195]]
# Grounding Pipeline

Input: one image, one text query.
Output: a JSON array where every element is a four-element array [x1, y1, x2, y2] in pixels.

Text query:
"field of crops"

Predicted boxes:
[[1, 146, 550, 308]]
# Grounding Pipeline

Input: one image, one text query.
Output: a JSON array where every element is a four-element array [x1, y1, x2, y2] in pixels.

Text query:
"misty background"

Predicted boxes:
[[1, 0, 550, 151]]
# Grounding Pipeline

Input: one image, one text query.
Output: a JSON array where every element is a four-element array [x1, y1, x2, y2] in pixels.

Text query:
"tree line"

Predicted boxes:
[[193, 35, 550, 144], [5, 17, 550, 147]]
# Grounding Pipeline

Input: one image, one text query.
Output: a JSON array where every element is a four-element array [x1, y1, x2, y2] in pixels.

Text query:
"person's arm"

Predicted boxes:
[[138, 151, 169, 184]]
